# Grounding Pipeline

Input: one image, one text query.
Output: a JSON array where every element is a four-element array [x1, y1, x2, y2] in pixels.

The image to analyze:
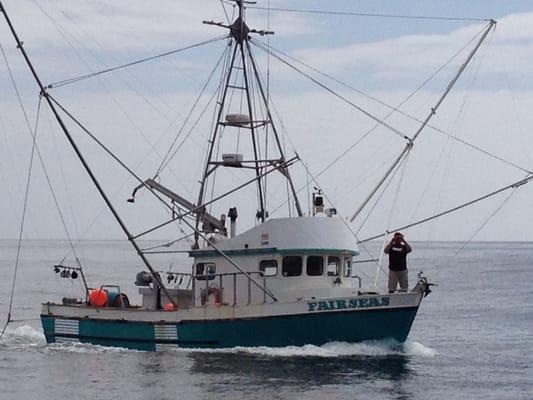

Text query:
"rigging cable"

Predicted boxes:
[[49, 95, 281, 300], [297, 160, 379, 279], [409, 31, 492, 240], [358, 173, 533, 244], [254, 30, 530, 176], [433, 178, 523, 272], [354, 155, 410, 237], [246, 6, 491, 23], [373, 153, 412, 288], [32, 1, 199, 195], [253, 26, 484, 129], [0, 83, 41, 341], [251, 39, 412, 142], [349, 20, 495, 223], [0, 41, 81, 337], [252, 88, 380, 271], [35, 1, 236, 251], [48, 96, 176, 214], [243, 22, 529, 241], [219, 0, 231, 24], [47, 35, 229, 89], [264, 0, 272, 215], [49, 93, 274, 244], [1, 45, 83, 261], [158, 72, 226, 175], [155, 44, 229, 176], [160, 40, 240, 176]]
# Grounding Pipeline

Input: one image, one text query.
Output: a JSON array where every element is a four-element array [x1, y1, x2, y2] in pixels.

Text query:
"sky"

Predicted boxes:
[[0, 0, 532, 246]]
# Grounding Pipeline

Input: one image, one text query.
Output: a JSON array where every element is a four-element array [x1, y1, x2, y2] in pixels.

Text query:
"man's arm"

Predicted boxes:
[[384, 242, 392, 254], [404, 241, 412, 254]]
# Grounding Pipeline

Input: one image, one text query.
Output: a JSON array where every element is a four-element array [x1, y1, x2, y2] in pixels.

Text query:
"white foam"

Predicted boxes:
[[402, 340, 438, 357], [0, 325, 130, 354], [0, 324, 437, 358], [44, 342, 136, 354], [0, 324, 46, 348], [172, 339, 437, 358]]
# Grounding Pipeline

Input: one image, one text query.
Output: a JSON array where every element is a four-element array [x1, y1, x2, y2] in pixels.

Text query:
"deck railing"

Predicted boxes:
[[192, 271, 267, 307]]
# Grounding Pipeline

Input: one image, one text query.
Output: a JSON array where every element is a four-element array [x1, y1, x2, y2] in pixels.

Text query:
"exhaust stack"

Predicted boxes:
[[228, 207, 238, 238]]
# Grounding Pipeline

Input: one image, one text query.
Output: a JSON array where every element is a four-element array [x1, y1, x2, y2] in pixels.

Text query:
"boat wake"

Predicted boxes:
[[237, 340, 437, 358], [0, 324, 46, 349], [0, 324, 436, 358], [0, 324, 130, 354], [183, 339, 437, 358]]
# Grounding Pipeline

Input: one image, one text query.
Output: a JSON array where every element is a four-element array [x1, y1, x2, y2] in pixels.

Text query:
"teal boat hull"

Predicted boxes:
[[41, 306, 420, 351]]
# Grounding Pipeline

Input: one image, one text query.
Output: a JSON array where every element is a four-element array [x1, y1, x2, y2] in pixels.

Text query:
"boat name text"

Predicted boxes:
[[307, 297, 390, 312]]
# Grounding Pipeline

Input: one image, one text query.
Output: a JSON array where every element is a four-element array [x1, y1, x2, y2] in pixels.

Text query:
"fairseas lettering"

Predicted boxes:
[[307, 297, 390, 312]]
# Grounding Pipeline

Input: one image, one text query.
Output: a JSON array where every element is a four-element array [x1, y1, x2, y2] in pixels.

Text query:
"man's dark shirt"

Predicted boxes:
[[388, 242, 410, 271]]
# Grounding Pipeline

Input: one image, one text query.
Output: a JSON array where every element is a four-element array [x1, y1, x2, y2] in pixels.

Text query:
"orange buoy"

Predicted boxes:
[[163, 302, 175, 311], [88, 288, 108, 307]]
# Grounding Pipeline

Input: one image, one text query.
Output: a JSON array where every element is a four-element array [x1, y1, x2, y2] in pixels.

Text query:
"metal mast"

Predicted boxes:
[[195, 0, 302, 248]]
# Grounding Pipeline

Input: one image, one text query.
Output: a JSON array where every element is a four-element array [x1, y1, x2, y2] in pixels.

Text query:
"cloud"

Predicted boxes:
[[283, 12, 533, 87], [0, 0, 317, 51], [1, 2, 533, 241]]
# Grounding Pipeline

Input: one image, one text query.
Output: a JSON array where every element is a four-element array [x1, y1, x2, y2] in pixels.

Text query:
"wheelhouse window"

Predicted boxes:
[[344, 257, 352, 277], [259, 259, 278, 277], [306, 256, 323, 276], [327, 256, 340, 276], [196, 262, 216, 281], [282, 256, 302, 277]]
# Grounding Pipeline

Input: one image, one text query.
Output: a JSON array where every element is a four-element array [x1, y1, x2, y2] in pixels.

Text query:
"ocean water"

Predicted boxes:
[[0, 240, 531, 400]]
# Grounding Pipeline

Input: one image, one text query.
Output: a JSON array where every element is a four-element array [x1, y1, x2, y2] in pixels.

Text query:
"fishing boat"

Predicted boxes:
[[4, 1, 522, 351]]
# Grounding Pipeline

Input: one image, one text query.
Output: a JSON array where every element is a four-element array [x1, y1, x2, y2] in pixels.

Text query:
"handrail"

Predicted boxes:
[[193, 271, 267, 306]]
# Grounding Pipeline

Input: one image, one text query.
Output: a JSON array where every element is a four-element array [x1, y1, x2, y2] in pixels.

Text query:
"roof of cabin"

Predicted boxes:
[[191, 216, 359, 257]]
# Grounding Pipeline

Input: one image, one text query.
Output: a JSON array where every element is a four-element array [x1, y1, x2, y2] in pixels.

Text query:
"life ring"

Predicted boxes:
[[200, 286, 222, 306]]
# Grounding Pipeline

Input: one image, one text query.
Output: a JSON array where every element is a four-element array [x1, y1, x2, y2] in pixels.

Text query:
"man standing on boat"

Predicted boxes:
[[384, 232, 412, 293]]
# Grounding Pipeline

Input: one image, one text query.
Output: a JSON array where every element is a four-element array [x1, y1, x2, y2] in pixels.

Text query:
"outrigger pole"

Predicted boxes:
[[0, 1, 176, 308], [349, 19, 496, 223]]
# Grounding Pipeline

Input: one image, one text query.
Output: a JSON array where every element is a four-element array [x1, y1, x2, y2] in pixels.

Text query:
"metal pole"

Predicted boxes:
[[132, 156, 299, 240], [245, 40, 303, 216], [233, 273, 237, 305], [195, 43, 239, 247], [350, 20, 496, 223], [374, 235, 390, 288], [359, 172, 533, 244], [240, 40, 266, 221]]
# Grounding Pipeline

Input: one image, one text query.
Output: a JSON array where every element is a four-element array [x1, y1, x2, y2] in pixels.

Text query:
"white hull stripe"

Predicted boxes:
[[55, 319, 79, 335], [154, 325, 178, 351]]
